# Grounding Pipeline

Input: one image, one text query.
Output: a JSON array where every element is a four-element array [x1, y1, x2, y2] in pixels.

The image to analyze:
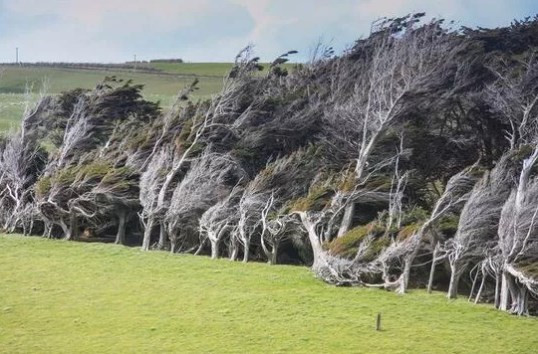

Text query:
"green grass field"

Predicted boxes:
[[0, 62, 298, 130], [1, 235, 537, 353], [0, 93, 32, 132], [0, 63, 229, 130], [0, 65, 225, 96], [146, 62, 234, 77]]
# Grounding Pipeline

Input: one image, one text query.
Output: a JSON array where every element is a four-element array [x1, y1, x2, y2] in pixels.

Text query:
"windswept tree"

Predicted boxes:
[[235, 179, 267, 263], [446, 153, 515, 299], [165, 152, 243, 253], [390, 165, 479, 293], [36, 79, 159, 240], [497, 147, 538, 314], [0, 97, 49, 233], [139, 49, 263, 251], [486, 51, 538, 149], [199, 185, 242, 259], [246, 148, 324, 264], [260, 193, 296, 264], [2, 13, 538, 316], [484, 52, 538, 313], [324, 16, 467, 237]]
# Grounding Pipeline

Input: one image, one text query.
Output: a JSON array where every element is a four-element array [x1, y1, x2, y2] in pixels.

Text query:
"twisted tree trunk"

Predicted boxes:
[[512, 286, 529, 316], [298, 213, 325, 271], [169, 234, 178, 255], [42, 220, 52, 238], [399, 258, 413, 294], [474, 270, 487, 304]]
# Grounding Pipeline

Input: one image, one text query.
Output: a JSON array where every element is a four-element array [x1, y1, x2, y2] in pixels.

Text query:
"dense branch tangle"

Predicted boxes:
[[327, 18, 463, 237], [2, 15, 538, 316], [138, 50, 263, 251]]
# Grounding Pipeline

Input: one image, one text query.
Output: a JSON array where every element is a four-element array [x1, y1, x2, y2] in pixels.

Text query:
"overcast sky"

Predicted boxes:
[[0, 0, 537, 63]]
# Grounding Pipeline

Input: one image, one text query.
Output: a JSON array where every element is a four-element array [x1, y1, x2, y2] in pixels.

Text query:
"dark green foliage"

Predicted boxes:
[[400, 207, 429, 225], [462, 16, 538, 54], [438, 215, 460, 237]]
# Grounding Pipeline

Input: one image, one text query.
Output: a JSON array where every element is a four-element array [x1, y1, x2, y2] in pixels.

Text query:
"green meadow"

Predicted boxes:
[[1, 235, 537, 353], [0, 61, 298, 130], [0, 63, 228, 130]]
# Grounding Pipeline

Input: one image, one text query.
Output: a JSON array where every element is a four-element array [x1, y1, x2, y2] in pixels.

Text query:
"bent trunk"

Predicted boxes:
[[170, 235, 177, 254], [398, 259, 412, 294], [299, 214, 325, 270], [269, 240, 279, 265], [229, 237, 239, 261], [499, 271, 512, 311], [512, 286, 528, 316], [157, 224, 167, 250], [59, 219, 69, 240], [447, 266, 462, 299], [474, 272, 487, 304], [210, 239, 220, 259], [337, 203, 355, 238], [427, 244, 439, 293], [115, 210, 127, 245], [494, 273, 501, 308], [141, 217, 154, 251], [242, 239, 250, 263], [62, 214, 78, 241], [43, 220, 52, 238]]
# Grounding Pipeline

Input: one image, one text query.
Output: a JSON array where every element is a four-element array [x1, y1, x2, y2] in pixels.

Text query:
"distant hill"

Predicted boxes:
[[0, 61, 296, 131], [0, 63, 229, 131]]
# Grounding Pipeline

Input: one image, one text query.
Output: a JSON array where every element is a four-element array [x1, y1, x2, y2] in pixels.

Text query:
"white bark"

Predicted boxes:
[[114, 210, 127, 245]]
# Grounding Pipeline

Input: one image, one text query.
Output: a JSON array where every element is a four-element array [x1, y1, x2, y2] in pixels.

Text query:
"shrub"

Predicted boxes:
[[289, 184, 332, 212], [35, 176, 52, 198], [400, 206, 429, 225], [397, 222, 422, 241], [438, 214, 459, 237], [328, 222, 386, 258], [362, 237, 391, 262]]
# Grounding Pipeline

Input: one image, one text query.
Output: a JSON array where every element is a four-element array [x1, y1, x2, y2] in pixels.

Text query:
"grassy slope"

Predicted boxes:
[[0, 65, 225, 96], [0, 235, 536, 353], [147, 62, 234, 77], [0, 93, 30, 132], [0, 64, 227, 130], [146, 62, 295, 76], [0, 62, 297, 130]]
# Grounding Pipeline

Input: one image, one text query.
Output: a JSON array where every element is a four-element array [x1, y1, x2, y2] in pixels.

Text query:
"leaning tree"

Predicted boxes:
[[165, 151, 243, 253], [322, 16, 467, 237], [139, 50, 263, 251]]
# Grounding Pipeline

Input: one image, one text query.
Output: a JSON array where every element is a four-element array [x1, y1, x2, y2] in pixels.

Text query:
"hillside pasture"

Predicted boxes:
[[0, 64, 227, 129], [0, 235, 537, 353]]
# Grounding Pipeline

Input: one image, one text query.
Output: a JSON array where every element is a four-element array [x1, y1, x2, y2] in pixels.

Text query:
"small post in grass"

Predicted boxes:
[[376, 313, 381, 331]]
